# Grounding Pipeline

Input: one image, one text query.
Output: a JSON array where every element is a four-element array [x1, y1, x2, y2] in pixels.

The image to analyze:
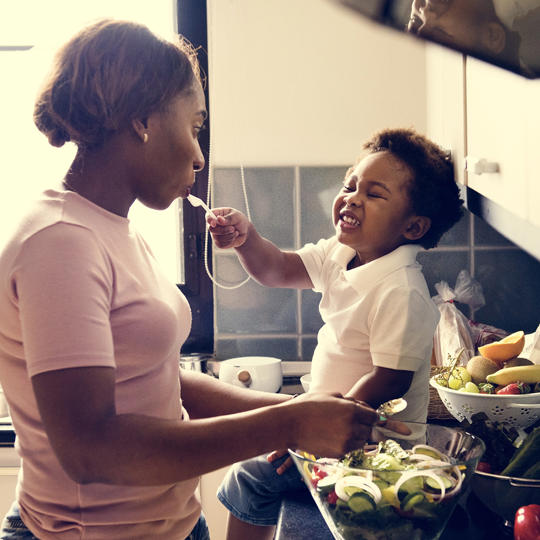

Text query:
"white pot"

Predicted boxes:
[[219, 357, 282, 392]]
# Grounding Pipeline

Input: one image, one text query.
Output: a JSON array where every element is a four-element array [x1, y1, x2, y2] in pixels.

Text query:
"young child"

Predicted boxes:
[[207, 128, 464, 540]]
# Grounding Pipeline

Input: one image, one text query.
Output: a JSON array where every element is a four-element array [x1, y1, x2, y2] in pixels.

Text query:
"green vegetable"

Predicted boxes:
[[347, 492, 375, 513], [522, 461, 540, 480], [459, 412, 519, 472], [401, 491, 427, 512], [501, 427, 540, 477]]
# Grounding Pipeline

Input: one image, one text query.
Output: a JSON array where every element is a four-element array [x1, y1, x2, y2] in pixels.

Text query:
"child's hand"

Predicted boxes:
[[267, 449, 293, 475], [207, 207, 250, 249]]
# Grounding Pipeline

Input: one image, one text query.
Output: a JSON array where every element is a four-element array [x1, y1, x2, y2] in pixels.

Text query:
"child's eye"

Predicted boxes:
[[342, 184, 355, 193], [368, 192, 384, 199]]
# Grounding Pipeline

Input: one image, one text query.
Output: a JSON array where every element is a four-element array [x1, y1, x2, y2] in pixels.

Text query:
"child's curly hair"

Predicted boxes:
[[363, 128, 464, 249]]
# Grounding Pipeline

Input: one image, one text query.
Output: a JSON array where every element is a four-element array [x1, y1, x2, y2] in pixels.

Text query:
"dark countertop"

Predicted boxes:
[[276, 488, 513, 540]]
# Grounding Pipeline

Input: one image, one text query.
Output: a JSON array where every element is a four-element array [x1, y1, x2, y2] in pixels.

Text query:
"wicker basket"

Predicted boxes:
[[428, 366, 456, 420]]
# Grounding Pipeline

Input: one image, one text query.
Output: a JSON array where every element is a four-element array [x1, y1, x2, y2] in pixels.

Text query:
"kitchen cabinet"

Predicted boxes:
[[199, 466, 230, 540], [0, 445, 19, 519], [466, 58, 529, 219], [0, 467, 18, 517], [426, 44, 540, 259]]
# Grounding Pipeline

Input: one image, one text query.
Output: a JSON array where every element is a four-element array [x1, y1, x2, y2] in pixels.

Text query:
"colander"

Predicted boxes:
[[429, 377, 540, 428]]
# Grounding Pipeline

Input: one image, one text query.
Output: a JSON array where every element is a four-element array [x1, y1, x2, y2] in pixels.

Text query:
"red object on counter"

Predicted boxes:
[[514, 504, 540, 540], [476, 461, 491, 473]]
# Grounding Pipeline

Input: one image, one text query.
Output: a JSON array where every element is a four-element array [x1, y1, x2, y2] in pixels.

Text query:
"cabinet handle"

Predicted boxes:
[[465, 157, 500, 175]]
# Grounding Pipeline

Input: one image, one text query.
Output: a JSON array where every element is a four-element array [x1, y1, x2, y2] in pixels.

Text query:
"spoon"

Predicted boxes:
[[376, 398, 407, 420], [187, 194, 217, 220]]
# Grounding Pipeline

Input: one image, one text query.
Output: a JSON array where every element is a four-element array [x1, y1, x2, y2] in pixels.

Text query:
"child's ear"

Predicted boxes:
[[404, 215, 431, 241], [481, 22, 506, 54]]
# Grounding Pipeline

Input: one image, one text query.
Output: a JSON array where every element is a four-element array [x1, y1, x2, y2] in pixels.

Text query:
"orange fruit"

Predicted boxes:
[[478, 331, 525, 364]]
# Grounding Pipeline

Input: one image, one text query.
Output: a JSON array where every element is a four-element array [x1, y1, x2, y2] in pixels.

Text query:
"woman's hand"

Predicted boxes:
[[276, 394, 412, 466], [286, 392, 378, 458], [207, 207, 251, 249]]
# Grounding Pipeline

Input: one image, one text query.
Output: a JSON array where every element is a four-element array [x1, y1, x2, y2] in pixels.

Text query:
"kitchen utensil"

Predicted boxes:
[[429, 376, 540, 428], [377, 398, 407, 418], [218, 357, 282, 392], [471, 471, 540, 523], [187, 194, 217, 220], [178, 353, 214, 374], [289, 422, 485, 540]]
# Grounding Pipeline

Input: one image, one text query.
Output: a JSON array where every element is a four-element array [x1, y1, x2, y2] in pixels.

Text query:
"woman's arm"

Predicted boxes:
[[209, 208, 312, 289], [179, 369, 290, 418], [32, 366, 378, 486]]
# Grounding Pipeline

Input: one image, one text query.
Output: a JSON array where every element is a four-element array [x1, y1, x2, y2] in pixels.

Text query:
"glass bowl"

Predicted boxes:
[[289, 423, 485, 540]]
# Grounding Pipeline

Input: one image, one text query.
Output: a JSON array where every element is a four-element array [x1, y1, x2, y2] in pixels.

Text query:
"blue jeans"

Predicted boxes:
[[0, 502, 210, 540], [217, 453, 305, 526]]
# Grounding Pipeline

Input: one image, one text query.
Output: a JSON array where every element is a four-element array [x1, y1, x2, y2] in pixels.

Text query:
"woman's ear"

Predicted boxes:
[[131, 118, 149, 143], [404, 215, 431, 241]]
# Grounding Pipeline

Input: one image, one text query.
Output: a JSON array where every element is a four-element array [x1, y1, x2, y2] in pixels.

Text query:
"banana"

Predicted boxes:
[[486, 364, 540, 386]]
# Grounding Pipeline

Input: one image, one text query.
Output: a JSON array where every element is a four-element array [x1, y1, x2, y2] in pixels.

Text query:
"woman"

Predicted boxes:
[[0, 19, 397, 539]]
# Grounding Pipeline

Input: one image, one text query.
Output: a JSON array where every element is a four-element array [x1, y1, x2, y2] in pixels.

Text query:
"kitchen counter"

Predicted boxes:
[[275, 488, 513, 540]]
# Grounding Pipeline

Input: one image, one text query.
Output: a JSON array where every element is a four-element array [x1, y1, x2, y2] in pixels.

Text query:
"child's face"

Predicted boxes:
[[332, 151, 421, 264]]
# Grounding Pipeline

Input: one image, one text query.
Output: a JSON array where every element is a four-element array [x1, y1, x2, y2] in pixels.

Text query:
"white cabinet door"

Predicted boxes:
[[426, 44, 466, 185], [466, 58, 528, 218], [0, 468, 18, 518], [524, 78, 540, 229], [199, 466, 230, 540]]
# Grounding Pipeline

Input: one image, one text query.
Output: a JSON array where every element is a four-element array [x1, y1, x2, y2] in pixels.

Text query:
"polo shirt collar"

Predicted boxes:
[[332, 243, 423, 290]]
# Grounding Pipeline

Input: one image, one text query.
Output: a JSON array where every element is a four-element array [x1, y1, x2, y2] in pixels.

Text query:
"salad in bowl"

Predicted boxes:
[[289, 423, 485, 540]]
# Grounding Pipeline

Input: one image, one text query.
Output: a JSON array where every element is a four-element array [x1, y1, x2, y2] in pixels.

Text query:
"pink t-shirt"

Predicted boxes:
[[0, 189, 200, 539]]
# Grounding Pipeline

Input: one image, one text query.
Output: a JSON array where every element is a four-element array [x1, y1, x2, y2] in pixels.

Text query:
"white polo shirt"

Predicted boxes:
[[297, 238, 440, 424]]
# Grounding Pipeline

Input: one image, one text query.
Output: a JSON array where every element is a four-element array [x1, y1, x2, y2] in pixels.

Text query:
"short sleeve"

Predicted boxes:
[[13, 223, 116, 376], [369, 286, 439, 371], [296, 238, 333, 292]]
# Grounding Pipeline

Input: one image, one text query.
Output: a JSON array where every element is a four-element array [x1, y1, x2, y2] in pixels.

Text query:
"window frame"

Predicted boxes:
[[176, 0, 214, 354]]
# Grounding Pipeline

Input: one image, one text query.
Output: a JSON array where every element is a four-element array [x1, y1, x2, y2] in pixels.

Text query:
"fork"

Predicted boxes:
[[187, 194, 218, 220]]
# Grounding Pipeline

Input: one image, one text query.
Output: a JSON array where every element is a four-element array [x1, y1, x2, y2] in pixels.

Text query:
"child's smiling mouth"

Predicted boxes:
[[339, 211, 360, 229]]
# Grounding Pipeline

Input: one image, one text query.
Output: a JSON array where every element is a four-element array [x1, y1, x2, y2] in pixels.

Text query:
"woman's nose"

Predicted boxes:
[[193, 152, 205, 173]]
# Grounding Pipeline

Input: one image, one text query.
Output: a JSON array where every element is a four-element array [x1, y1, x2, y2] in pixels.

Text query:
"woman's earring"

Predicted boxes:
[[143, 133, 148, 144]]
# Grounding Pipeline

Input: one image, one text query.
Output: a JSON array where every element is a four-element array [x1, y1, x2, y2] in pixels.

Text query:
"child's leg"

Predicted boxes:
[[225, 514, 274, 540], [217, 453, 304, 540]]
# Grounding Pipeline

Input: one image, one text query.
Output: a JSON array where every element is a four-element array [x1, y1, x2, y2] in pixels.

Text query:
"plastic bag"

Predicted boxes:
[[432, 270, 484, 366]]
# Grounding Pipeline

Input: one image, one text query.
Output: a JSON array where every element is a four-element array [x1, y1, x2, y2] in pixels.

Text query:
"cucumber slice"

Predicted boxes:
[[316, 475, 336, 494], [347, 492, 375, 513], [401, 491, 427, 512], [424, 474, 454, 492], [397, 475, 424, 496]]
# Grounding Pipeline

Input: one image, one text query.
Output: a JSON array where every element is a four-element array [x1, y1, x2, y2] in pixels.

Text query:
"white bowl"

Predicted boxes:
[[300, 373, 311, 392], [219, 357, 282, 393], [429, 376, 540, 428]]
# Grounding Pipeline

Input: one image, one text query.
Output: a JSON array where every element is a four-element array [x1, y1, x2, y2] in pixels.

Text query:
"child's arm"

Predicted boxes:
[[345, 367, 413, 409], [208, 207, 312, 289]]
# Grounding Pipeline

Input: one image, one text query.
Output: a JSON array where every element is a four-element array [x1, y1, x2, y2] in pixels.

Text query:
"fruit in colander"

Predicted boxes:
[[466, 355, 499, 384], [478, 330, 525, 364]]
